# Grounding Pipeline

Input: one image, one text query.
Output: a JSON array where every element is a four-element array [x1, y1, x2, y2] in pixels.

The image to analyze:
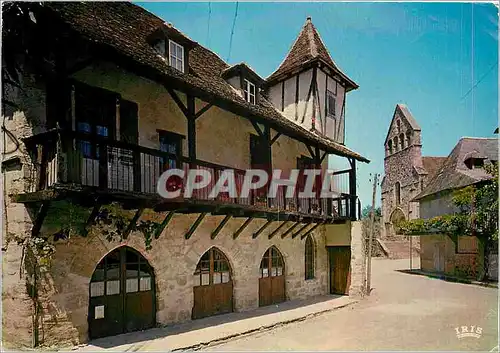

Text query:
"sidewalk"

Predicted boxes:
[[398, 269, 498, 289], [78, 295, 356, 352]]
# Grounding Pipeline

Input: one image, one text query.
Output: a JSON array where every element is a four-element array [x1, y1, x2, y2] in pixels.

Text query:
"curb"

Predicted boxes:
[[404, 270, 498, 289], [132, 300, 358, 352]]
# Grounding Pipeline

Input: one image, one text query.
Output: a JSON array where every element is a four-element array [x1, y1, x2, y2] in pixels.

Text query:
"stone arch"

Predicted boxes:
[[390, 207, 406, 225], [88, 245, 156, 339]]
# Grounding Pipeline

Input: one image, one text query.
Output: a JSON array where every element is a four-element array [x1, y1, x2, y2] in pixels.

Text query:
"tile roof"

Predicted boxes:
[[266, 17, 357, 90], [413, 137, 498, 201], [45, 2, 368, 163], [422, 156, 447, 178]]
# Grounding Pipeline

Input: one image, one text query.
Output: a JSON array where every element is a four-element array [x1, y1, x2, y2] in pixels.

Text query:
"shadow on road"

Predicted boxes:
[[396, 269, 498, 288]]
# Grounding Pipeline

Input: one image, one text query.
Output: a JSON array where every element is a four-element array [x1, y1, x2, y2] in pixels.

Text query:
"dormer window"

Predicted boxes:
[[464, 157, 484, 170], [244, 79, 256, 104], [326, 90, 336, 118], [169, 40, 184, 73]]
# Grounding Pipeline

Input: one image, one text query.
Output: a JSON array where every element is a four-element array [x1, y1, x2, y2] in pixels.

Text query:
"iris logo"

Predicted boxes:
[[454, 325, 483, 339]]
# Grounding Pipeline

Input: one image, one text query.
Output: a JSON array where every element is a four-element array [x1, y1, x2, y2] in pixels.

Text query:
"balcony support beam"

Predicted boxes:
[[292, 222, 312, 239], [82, 199, 103, 236], [252, 220, 272, 239], [301, 222, 323, 240], [154, 211, 176, 239], [233, 217, 254, 239], [123, 207, 144, 239], [348, 158, 357, 220], [211, 215, 232, 239], [185, 212, 207, 239], [281, 222, 300, 239], [268, 221, 289, 240], [31, 201, 51, 238]]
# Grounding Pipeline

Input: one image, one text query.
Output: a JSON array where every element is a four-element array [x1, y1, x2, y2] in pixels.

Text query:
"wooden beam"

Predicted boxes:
[[187, 95, 197, 161], [252, 220, 273, 239], [320, 151, 328, 164], [292, 222, 312, 239], [123, 207, 144, 239], [211, 215, 232, 239], [31, 201, 50, 238], [194, 103, 213, 119], [268, 221, 289, 240], [301, 222, 322, 240], [306, 144, 316, 159], [154, 211, 175, 239], [250, 120, 264, 136], [82, 200, 102, 236], [185, 212, 207, 239], [233, 217, 254, 239], [270, 132, 282, 146], [281, 222, 300, 239], [166, 87, 189, 117]]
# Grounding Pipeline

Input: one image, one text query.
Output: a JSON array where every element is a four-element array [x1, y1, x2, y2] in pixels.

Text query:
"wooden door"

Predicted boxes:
[[329, 247, 351, 295], [88, 247, 155, 340], [434, 243, 445, 272], [259, 247, 285, 307], [192, 248, 233, 319]]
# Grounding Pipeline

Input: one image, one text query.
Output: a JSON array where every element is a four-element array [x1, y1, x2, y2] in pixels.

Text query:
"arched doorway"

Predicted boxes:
[[259, 246, 285, 307], [390, 208, 406, 237], [192, 247, 233, 319], [88, 246, 155, 339]]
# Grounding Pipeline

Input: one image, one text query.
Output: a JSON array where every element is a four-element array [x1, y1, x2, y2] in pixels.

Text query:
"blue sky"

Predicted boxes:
[[138, 2, 498, 207]]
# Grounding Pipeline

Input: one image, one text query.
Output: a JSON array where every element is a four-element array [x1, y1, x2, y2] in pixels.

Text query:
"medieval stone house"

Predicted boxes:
[[2, 2, 368, 347], [381, 104, 446, 238]]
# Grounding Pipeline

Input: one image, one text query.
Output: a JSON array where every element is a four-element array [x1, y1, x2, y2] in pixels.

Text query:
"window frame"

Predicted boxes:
[[168, 39, 185, 73], [326, 89, 336, 118], [243, 79, 256, 104]]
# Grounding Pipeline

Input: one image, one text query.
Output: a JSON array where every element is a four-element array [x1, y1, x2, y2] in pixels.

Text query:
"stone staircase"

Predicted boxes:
[[377, 238, 420, 259]]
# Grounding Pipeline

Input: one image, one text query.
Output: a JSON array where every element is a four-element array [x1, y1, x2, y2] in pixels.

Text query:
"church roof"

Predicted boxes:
[[413, 137, 498, 201], [422, 156, 447, 178], [384, 104, 421, 144], [266, 17, 357, 90]]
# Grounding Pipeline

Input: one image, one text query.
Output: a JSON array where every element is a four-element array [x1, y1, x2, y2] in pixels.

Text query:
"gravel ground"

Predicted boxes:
[[201, 258, 498, 351]]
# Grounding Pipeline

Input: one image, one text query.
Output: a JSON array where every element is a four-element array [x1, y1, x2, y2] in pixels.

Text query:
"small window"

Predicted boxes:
[[388, 140, 393, 155], [326, 90, 336, 118], [159, 131, 183, 169], [396, 119, 401, 133], [400, 133, 405, 150], [395, 182, 401, 205], [305, 236, 315, 280], [168, 40, 184, 73], [394, 136, 399, 151], [244, 79, 256, 104]]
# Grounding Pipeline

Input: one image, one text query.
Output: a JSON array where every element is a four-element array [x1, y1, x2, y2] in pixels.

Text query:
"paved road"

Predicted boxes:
[[201, 258, 498, 351]]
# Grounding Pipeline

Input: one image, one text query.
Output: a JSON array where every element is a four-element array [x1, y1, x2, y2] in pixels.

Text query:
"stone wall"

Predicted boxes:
[[31, 212, 328, 346], [349, 221, 366, 298], [420, 234, 480, 278]]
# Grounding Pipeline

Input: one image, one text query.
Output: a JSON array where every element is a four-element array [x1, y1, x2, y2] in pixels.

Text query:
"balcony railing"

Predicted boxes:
[[24, 130, 359, 220]]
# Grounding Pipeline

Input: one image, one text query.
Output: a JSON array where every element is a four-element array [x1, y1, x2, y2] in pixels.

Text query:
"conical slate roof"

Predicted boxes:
[[267, 17, 357, 90]]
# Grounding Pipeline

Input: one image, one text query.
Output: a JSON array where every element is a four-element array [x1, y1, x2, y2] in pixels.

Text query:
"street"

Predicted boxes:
[[200, 258, 498, 351]]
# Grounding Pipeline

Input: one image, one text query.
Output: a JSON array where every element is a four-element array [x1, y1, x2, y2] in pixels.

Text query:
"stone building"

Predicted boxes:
[[2, 2, 368, 348], [381, 104, 446, 238]]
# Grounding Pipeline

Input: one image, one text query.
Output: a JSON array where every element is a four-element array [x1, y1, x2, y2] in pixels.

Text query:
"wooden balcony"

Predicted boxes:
[[17, 129, 360, 223]]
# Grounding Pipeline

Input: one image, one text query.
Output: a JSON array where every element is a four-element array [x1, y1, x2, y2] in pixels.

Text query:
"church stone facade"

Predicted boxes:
[[381, 104, 446, 238]]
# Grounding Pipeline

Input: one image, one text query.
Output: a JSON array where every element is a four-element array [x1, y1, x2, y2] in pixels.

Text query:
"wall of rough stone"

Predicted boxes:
[[420, 234, 480, 278], [2, 67, 48, 348], [348, 221, 366, 298], [33, 212, 328, 346]]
